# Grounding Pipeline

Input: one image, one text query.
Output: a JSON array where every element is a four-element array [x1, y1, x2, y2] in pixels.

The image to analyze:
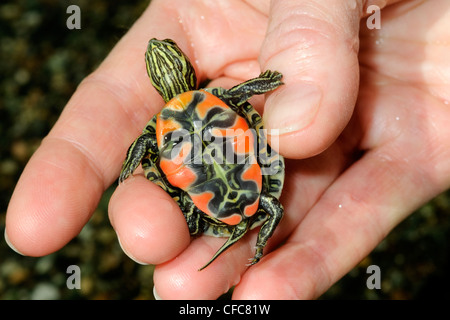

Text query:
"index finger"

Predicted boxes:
[[5, 5, 185, 256]]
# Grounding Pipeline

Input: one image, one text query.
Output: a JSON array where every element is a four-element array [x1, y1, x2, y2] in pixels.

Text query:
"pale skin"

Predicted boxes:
[[5, 0, 450, 299]]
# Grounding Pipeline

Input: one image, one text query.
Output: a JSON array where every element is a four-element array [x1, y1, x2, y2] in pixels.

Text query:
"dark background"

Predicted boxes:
[[1, 0, 449, 300]]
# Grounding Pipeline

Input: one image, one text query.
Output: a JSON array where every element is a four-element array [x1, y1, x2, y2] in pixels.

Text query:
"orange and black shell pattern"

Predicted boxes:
[[119, 38, 285, 270], [155, 89, 262, 226]]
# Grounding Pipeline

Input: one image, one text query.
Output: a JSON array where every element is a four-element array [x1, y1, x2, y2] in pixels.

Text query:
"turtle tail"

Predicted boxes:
[[198, 219, 250, 271]]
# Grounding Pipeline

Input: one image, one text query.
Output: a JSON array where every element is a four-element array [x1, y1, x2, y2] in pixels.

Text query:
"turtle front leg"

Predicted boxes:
[[225, 70, 284, 107], [119, 117, 158, 183], [249, 193, 284, 265]]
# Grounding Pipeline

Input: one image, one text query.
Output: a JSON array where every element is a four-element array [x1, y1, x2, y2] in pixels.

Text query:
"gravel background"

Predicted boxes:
[[1, 0, 449, 300]]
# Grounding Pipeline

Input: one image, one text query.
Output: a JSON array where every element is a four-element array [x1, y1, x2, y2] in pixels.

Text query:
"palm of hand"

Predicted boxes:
[[6, 0, 450, 299]]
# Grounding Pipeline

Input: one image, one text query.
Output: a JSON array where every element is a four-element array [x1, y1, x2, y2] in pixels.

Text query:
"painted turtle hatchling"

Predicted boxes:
[[119, 39, 284, 270]]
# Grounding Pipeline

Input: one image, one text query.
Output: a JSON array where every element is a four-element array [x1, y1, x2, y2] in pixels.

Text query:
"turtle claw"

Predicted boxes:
[[118, 159, 137, 183], [246, 257, 261, 267], [246, 247, 263, 267], [118, 168, 132, 184], [246, 258, 259, 267], [259, 70, 283, 83], [118, 159, 138, 184]]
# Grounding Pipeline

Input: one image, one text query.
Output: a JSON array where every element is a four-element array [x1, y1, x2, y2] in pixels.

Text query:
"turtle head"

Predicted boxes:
[[145, 38, 197, 103]]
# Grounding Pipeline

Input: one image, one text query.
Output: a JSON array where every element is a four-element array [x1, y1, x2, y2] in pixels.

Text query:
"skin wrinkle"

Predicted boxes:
[[269, 0, 360, 38], [261, 15, 332, 68], [243, 0, 270, 17], [363, 0, 388, 15], [299, 241, 334, 298], [386, 0, 428, 17], [359, 38, 425, 81], [302, 226, 342, 291], [332, 185, 387, 252], [358, 83, 448, 189], [167, 269, 192, 293], [81, 72, 156, 135], [221, 60, 261, 82], [363, 149, 428, 220], [269, 1, 331, 24], [35, 137, 104, 198], [61, 72, 163, 184], [360, 37, 449, 100], [45, 135, 105, 187], [215, 1, 266, 39], [32, 140, 75, 173], [164, 0, 266, 80]]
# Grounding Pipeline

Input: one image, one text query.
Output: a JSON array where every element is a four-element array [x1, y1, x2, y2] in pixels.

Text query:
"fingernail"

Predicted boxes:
[[4, 229, 25, 256], [117, 234, 149, 265], [264, 82, 322, 134], [153, 286, 162, 300]]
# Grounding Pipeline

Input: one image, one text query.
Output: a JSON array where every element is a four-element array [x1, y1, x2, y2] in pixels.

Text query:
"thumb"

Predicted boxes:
[[260, 0, 370, 158]]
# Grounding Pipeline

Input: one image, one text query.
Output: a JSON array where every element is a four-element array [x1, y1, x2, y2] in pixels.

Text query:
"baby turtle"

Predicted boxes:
[[119, 39, 284, 270]]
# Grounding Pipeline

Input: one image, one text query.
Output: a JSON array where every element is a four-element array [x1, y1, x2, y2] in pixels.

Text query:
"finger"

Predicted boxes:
[[4, 4, 186, 256], [153, 232, 256, 299], [233, 79, 450, 299], [5, 138, 104, 256], [259, 0, 369, 158], [233, 147, 441, 299], [108, 175, 190, 264]]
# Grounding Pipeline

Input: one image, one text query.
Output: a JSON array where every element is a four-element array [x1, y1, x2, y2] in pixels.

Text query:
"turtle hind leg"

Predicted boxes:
[[248, 193, 284, 266], [198, 218, 250, 271]]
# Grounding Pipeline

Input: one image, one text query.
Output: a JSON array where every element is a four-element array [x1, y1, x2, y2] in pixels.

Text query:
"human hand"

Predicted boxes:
[[6, 0, 450, 299]]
